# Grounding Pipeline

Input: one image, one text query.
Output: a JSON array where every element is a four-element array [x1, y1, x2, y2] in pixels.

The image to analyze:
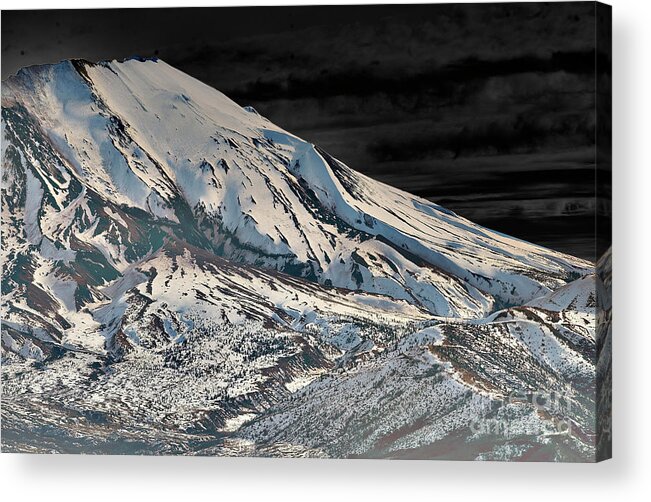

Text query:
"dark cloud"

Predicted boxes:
[[220, 50, 598, 103], [1, 3, 604, 260], [366, 111, 596, 161]]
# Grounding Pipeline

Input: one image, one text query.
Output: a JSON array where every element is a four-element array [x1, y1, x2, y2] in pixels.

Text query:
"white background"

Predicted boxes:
[[1, 0, 649, 500]]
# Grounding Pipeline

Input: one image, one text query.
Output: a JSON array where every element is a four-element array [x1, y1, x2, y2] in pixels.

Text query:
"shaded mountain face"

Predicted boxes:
[[2, 59, 598, 460]]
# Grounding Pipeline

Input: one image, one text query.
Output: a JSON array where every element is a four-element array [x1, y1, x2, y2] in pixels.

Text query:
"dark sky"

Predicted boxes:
[[1, 3, 603, 260]]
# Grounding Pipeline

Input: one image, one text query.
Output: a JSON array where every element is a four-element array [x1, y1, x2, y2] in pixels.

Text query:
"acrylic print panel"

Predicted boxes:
[[0, 3, 611, 461]]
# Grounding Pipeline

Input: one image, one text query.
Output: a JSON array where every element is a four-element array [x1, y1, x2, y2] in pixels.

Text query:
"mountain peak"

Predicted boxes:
[[2, 58, 591, 321]]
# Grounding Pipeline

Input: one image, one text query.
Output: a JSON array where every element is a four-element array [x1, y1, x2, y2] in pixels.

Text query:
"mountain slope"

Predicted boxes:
[[1, 58, 598, 460], [2, 58, 590, 322]]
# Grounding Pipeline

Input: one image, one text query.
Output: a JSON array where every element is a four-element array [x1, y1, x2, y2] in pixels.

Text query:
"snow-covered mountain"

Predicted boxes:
[[1, 58, 600, 460]]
